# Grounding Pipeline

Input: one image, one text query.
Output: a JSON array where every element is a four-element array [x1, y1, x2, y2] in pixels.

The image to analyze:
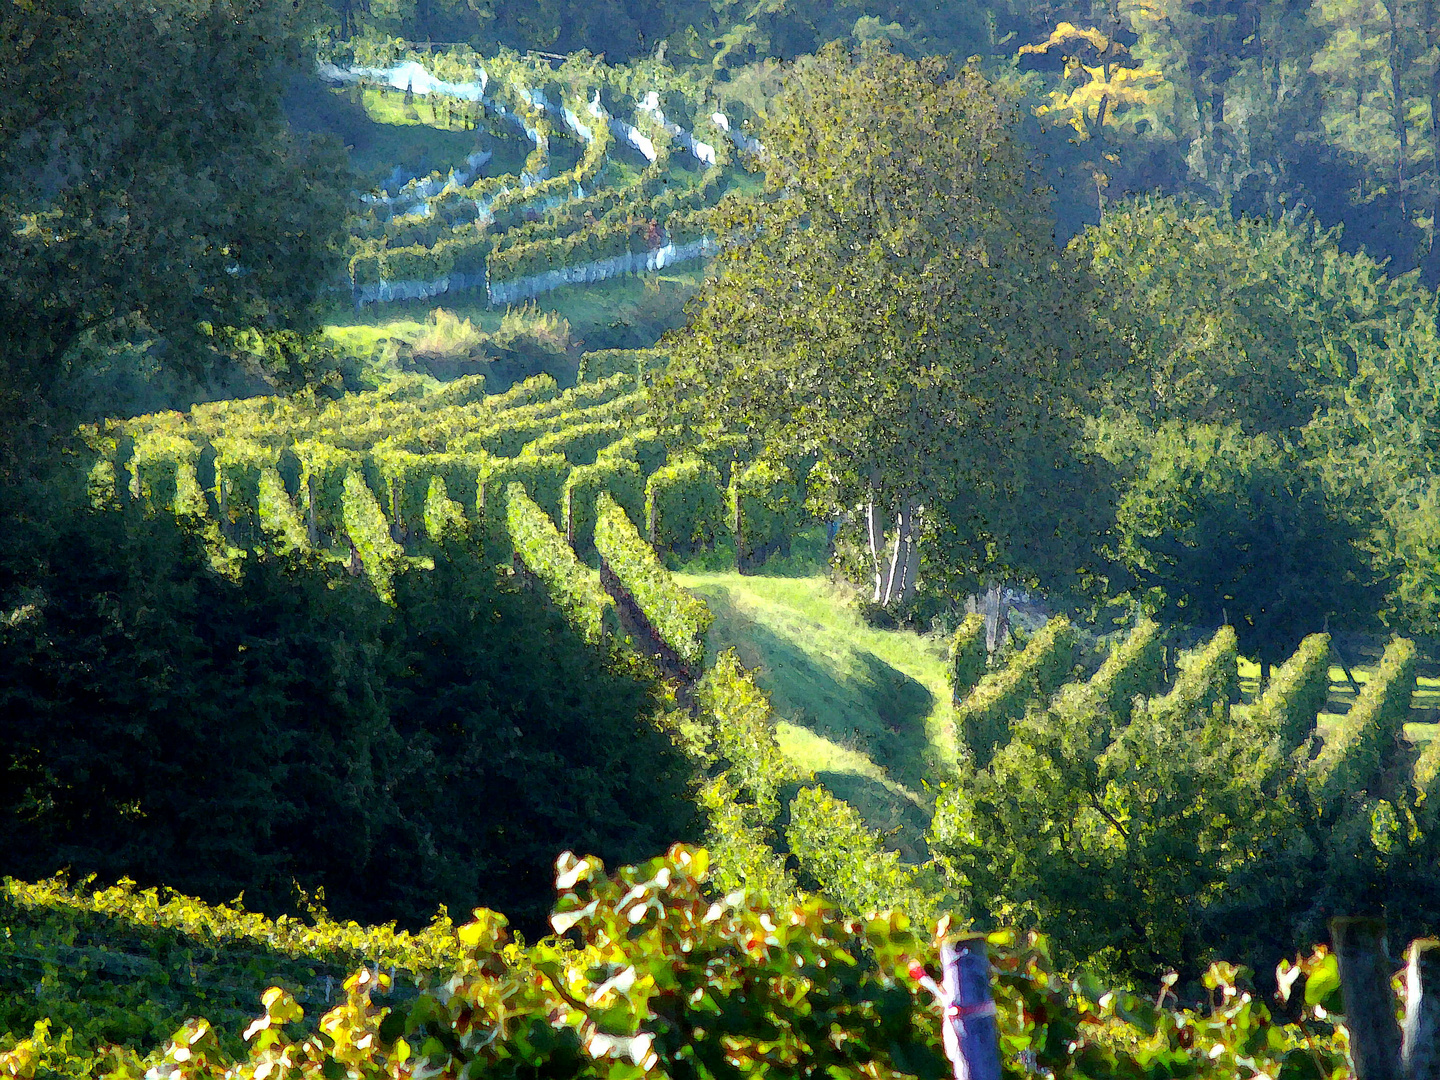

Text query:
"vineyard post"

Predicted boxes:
[[1333, 917, 1401, 1080], [942, 937, 1000, 1080], [1404, 939, 1440, 1080]]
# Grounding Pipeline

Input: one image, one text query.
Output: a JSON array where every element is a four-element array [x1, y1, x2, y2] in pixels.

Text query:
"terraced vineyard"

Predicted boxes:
[[80, 361, 1440, 933], [308, 43, 762, 312]]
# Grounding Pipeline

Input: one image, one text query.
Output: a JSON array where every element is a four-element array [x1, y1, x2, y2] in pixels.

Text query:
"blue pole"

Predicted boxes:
[[940, 938, 1001, 1080]]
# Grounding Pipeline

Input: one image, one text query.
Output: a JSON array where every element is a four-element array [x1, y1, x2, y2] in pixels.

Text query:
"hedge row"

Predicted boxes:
[[1252, 632, 1332, 756], [596, 426, 668, 476], [593, 492, 712, 667], [129, 433, 206, 518], [563, 456, 644, 552], [340, 470, 405, 601], [527, 420, 625, 465], [576, 347, 669, 384], [505, 483, 618, 644], [729, 458, 802, 570], [422, 476, 469, 542], [958, 616, 1077, 768], [645, 457, 724, 555], [374, 450, 483, 538], [1145, 625, 1239, 728], [1085, 617, 1165, 726], [1311, 636, 1416, 813], [256, 467, 308, 552], [947, 613, 988, 705], [477, 451, 571, 526]]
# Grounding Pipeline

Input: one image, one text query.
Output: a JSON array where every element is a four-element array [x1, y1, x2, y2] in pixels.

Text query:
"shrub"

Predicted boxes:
[[645, 457, 724, 556], [506, 483, 619, 644], [948, 612, 987, 705], [594, 492, 712, 667]]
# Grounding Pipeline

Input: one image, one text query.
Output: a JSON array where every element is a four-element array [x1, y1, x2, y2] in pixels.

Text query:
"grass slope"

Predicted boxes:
[[676, 535, 955, 861]]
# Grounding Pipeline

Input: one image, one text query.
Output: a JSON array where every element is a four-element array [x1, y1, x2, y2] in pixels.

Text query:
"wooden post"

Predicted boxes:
[[941, 938, 1000, 1080], [1404, 939, 1440, 1080], [1333, 917, 1401, 1080]]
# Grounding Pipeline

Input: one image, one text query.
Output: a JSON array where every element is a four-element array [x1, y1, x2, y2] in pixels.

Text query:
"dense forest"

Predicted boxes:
[[7, 0, 1440, 1076]]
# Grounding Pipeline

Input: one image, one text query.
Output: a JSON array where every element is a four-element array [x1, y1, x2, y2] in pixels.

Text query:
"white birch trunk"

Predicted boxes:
[[881, 505, 908, 607], [867, 497, 889, 604]]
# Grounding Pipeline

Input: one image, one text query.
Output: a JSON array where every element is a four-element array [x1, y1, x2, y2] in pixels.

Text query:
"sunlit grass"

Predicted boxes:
[[674, 531, 957, 858]]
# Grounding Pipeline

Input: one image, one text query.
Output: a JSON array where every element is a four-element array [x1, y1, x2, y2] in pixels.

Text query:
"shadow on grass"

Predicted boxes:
[[815, 772, 932, 862], [701, 586, 937, 791]]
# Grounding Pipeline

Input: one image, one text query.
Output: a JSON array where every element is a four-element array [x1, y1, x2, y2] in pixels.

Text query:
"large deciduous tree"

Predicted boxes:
[[0, 0, 350, 421], [654, 43, 1099, 608]]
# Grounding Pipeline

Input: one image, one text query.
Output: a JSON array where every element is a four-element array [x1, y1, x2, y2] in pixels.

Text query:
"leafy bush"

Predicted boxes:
[[506, 483, 618, 644], [594, 492, 712, 667], [957, 616, 1076, 767], [645, 457, 724, 556]]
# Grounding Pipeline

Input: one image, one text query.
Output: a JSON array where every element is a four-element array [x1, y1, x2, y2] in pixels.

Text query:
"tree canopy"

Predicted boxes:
[[0, 0, 350, 426], [655, 43, 1103, 607]]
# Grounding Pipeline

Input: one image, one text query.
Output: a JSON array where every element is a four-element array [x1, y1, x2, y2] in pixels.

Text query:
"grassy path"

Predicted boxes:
[[674, 567, 956, 861]]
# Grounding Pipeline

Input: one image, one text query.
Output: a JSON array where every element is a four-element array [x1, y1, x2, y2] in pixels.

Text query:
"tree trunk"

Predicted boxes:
[[306, 475, 320, 548], [881, 505, 908, 607], [984, 583, 1006, 656], [1425, 0, 1440, 280], [867, 495, 889, 604], [1404, 938, 1440, 1080], [897, 507, 922, 604], [1332, 917, 1402, 1080]]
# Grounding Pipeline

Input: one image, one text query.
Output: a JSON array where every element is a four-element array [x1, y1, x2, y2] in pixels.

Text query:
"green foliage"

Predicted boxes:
[[692, 651, 803, 902], [294, 442, 366, 545], [421, 476, 468, 543], [527, 420, 625, 466], [563, 457, 644, 554], [1310, 637, 1417, 813], [341, 470, 405, 600], [477, 451, 570, 525], [1143, 625, 1239, 729], [0, 0, 350, 417], [0, 508, 694, 934], [645, 457, 724, 556], [1080, 617, 1165, 726], [374, 450, 482, 538], [698, 650, 802, 815], [577, 348, 669, 384], [129, 433, 206, 518], [934, 634, 1305, 975], [785, 787, 936, 925], [1107, 421, 1379, 670], [506, 483, 619, 644], [947, 612, 987, 706], [594, 492, 713, 667], [654, 44, 1099, 606], [1075, 201, 1376, 433], [1251, 633, 1332, 756], [956, 616, 1076, 767], [729, 458, 803, 570], [256, 468, 309, 553], [596, 427, 669, 477], [0, 845, 1361, 1080], [694, 777, 798, 903]]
